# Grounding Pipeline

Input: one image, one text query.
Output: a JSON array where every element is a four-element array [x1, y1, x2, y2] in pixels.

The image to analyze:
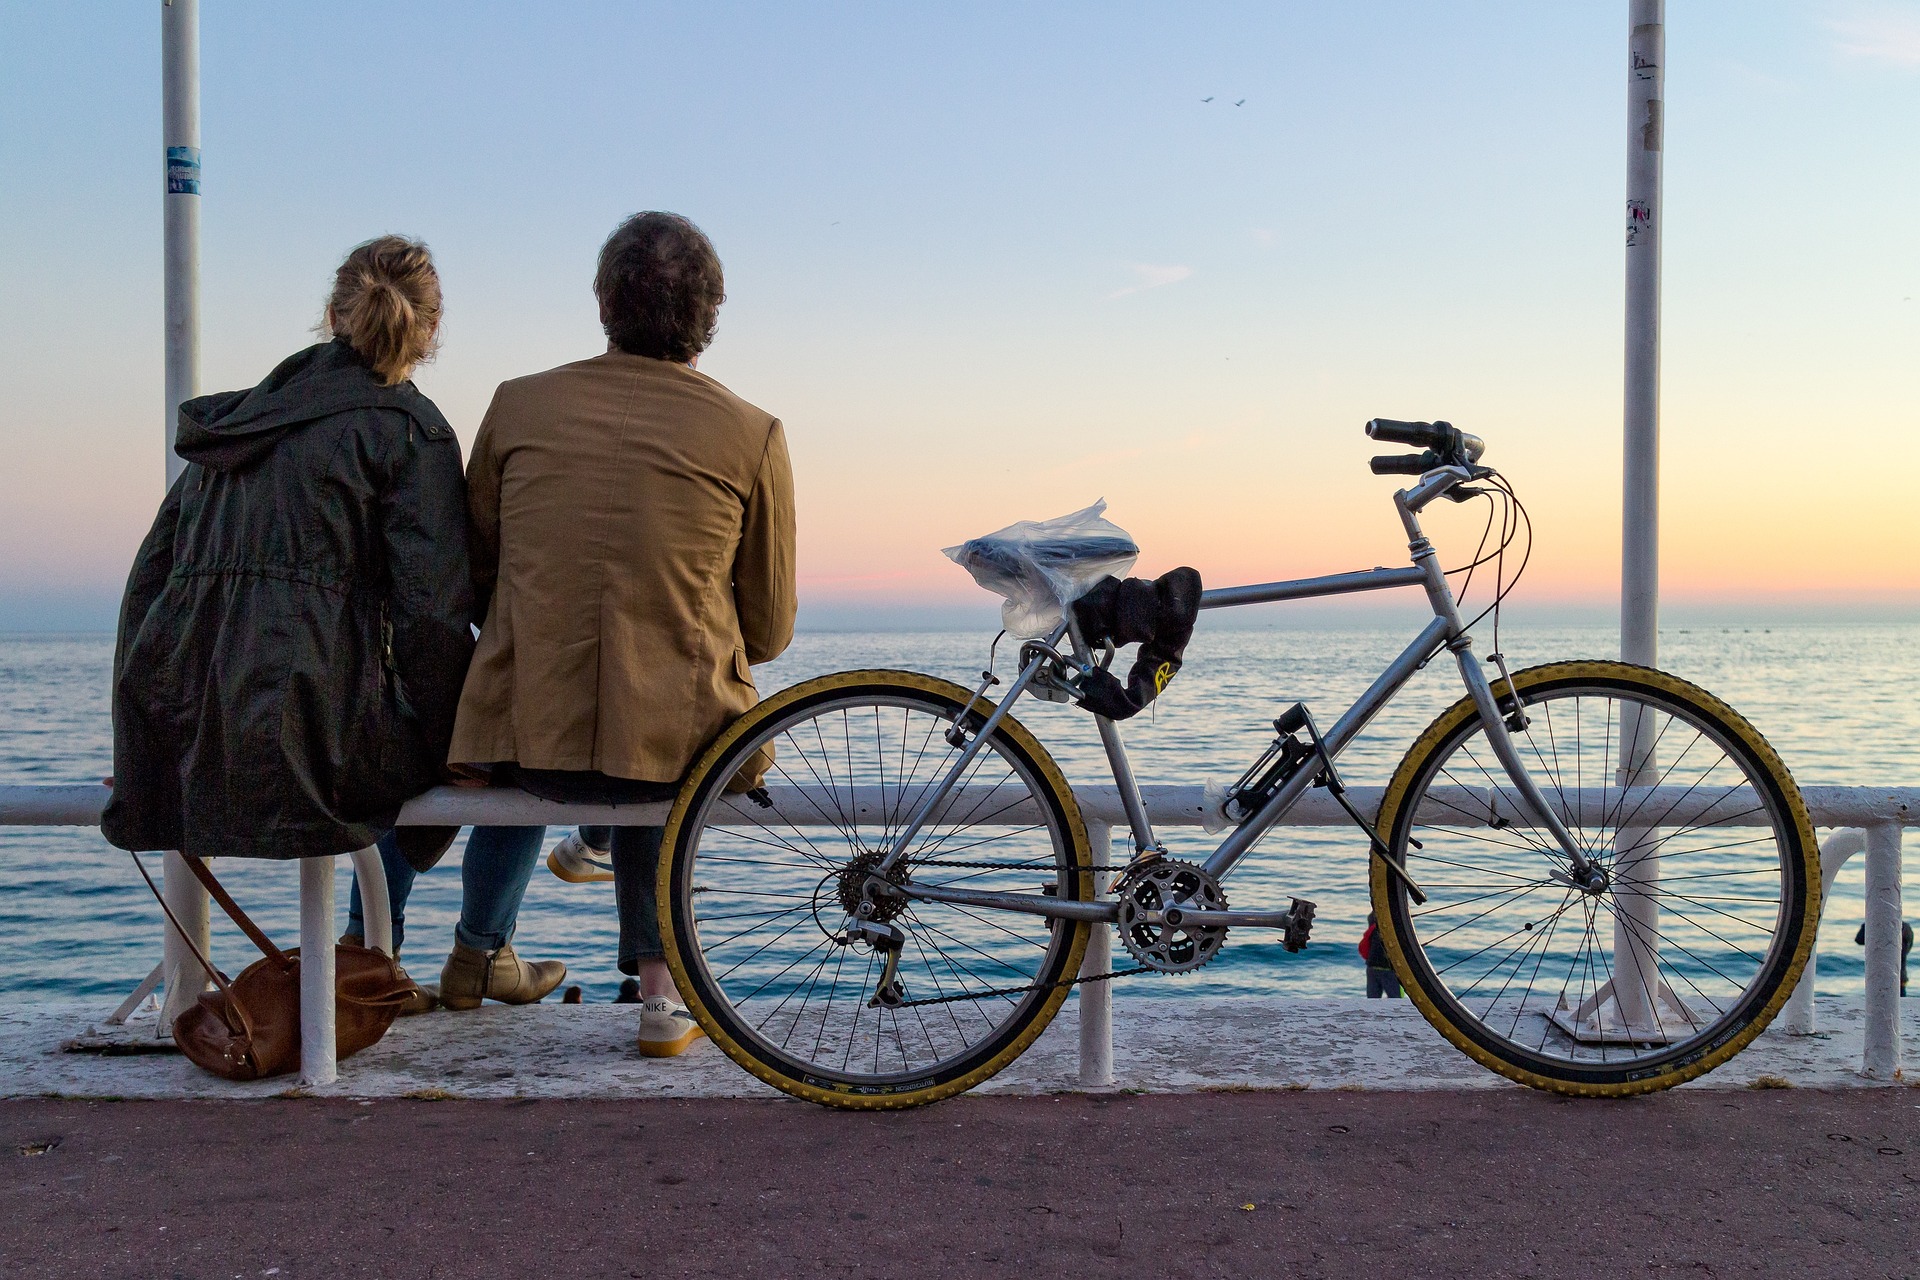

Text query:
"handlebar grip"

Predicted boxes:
[[1365, 418, 1448, 449], [1370, 453, 1433, 475]]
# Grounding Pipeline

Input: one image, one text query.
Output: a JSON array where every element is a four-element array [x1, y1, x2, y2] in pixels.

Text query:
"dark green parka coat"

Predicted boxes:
[[103, 340, 474, 860]]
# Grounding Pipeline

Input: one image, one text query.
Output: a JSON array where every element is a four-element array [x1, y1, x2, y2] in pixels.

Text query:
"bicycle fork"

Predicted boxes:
[[1398, 480, 1604, 892], [1450, 642, 1602, 886]]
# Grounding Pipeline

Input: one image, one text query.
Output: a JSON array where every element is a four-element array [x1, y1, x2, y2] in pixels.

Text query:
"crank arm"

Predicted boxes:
[[1136, 907, 1309, 929]]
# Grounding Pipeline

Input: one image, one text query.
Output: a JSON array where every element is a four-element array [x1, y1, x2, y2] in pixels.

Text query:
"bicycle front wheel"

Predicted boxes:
[[1371, 661, 1818, 1095], [660, 671, 1094, 1109]]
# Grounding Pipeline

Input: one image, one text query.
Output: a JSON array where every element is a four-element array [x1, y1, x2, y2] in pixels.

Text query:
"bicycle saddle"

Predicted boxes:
[[944, 501, 1142, 636], [951, 533, 1141, 583]]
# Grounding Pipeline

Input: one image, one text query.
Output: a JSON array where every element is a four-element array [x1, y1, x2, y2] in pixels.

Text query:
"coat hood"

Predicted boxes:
[[175, 339, 450, 472]]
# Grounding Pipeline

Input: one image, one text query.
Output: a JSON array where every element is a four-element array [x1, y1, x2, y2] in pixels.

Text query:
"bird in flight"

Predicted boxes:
[[1235, 98, 1246, 106], [1201, 96, 1213, 102]]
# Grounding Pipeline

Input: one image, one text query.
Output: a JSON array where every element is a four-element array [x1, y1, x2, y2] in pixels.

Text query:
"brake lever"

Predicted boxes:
[[1444, 465, 1500, 502]]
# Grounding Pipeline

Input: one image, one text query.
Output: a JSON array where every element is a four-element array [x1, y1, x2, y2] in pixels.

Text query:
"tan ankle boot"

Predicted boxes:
[[438, 941, 567, 1011], [341, 933, 437, 1017]]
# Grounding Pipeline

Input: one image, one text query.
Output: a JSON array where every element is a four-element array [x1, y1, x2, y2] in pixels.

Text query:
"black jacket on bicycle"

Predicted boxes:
[[103, 339, 474, 861]]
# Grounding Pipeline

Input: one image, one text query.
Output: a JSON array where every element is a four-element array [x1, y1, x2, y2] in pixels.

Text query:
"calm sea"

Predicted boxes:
[[1, 622, 1914, 1006]]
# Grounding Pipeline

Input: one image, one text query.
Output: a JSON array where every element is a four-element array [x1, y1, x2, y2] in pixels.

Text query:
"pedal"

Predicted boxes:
[[1281, 898, 1316, 952]]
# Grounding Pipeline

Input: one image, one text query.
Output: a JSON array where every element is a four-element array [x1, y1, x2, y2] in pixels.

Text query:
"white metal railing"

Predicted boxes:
[[1, 782, 1912, 1089]]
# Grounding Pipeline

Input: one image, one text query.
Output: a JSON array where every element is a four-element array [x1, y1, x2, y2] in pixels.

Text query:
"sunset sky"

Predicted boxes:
[[1, 1, 1915, 631]]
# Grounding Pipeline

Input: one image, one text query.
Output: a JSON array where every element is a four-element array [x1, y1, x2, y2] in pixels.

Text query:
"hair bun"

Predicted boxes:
[[327, 236, 441, 385]]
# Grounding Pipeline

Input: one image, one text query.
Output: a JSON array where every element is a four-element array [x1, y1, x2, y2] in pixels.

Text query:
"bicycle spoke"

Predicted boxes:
[[675, 684, 1080, 1091], [1386, 676, 1804, 1084]]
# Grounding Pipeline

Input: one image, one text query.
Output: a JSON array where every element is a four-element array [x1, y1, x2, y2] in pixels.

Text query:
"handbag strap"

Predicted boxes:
[[129, 851, 263, 1052], [175, 851, 292, 967], [128, 850, 238, 1001]]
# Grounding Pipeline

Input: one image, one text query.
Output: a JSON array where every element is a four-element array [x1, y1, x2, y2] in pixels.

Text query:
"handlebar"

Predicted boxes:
[[1365, 418, 1450, 449], [1364, 418, 1485, 468]]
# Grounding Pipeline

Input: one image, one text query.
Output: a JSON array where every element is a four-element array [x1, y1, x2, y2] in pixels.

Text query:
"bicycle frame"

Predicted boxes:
[[881, 465, 1595, 924]]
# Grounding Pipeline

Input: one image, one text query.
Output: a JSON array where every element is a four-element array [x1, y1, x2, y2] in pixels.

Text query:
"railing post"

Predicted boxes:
[[347, 845, 393, 955], [1077, 822, 1114, 1089], [299, 854, 338, 1087], [1782, 829, 1867, 1035], [1861, 821, 1904, 1080], [158, 851, 212, 1027]]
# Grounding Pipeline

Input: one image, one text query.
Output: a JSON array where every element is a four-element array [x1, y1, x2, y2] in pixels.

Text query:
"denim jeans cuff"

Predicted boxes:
[[455, 921, 513, 953]]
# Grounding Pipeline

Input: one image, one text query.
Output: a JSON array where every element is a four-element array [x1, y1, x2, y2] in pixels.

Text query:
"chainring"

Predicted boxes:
[[1113, 858, 1228, 974]]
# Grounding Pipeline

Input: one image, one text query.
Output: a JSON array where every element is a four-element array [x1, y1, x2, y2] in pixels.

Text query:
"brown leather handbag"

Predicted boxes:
[[132, 852, 417, 1081]]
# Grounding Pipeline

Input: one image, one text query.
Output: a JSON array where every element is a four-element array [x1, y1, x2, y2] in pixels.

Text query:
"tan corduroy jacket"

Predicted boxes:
[[447, 349, 796, 782]]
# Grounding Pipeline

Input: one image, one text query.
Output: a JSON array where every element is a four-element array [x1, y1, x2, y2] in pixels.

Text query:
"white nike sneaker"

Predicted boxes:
[[637, 996, 705, 1058], [546, 831, 614, 884]]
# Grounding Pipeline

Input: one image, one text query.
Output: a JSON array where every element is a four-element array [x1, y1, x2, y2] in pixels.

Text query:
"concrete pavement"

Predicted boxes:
[[4, 1090, 1917, 1279], [9, 994, 1918, 1101]]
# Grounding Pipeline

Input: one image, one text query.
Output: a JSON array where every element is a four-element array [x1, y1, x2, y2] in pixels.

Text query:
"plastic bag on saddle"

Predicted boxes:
[[943, 500, 1140, 638]]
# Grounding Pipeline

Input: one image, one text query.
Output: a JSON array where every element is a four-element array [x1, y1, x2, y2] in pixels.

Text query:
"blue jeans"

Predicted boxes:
[[571, 825, 667, 971], [350, 824, 665, 968], [346, 831, 415, 951], [347, 826, 548, 955], [504, 766, 674, 973]]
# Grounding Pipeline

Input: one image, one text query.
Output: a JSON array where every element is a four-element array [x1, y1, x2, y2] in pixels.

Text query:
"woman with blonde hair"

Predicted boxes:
[[105, 236, 565, 1009]]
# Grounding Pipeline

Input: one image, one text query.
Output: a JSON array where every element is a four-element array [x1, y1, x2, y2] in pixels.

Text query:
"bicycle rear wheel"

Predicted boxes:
[[660, 671, 1093, 1109], [1370, 661, 1817, 1095]]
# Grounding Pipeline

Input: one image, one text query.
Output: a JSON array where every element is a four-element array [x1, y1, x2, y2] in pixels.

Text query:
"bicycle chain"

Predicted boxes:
[[888, 963, 1154, 1008], [910, 860, 1127, 872], [881, 859, 1148, 1007]]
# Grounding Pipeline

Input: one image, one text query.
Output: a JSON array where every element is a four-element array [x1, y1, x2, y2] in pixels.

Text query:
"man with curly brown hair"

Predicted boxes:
[[439, 213, 797, 1053]]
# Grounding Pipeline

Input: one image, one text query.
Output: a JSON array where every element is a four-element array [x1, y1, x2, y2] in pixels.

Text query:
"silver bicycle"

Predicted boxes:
[[658, 419, 1819, 1107]]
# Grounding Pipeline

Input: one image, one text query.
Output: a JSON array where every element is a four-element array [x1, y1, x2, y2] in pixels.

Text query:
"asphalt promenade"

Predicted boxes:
[[4, 1090, 1917, 1279]]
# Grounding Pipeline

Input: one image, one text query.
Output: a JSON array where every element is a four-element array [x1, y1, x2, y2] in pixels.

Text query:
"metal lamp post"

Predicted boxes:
[[157, 0, 212, 1027], [1608, 1, 1668, 1036], [1622, 1, 1663, 670], [1553, 2, 1670, 1043]]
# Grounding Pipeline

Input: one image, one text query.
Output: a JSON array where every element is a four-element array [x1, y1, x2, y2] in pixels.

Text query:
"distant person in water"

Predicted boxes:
[[1358, 911, 1402, 998], [103, 236, 478, 1013], [444, 211, 796, 1054]]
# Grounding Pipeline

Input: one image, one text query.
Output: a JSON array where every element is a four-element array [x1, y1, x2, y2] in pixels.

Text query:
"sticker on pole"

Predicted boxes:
[[166, 146, 201, 195]]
